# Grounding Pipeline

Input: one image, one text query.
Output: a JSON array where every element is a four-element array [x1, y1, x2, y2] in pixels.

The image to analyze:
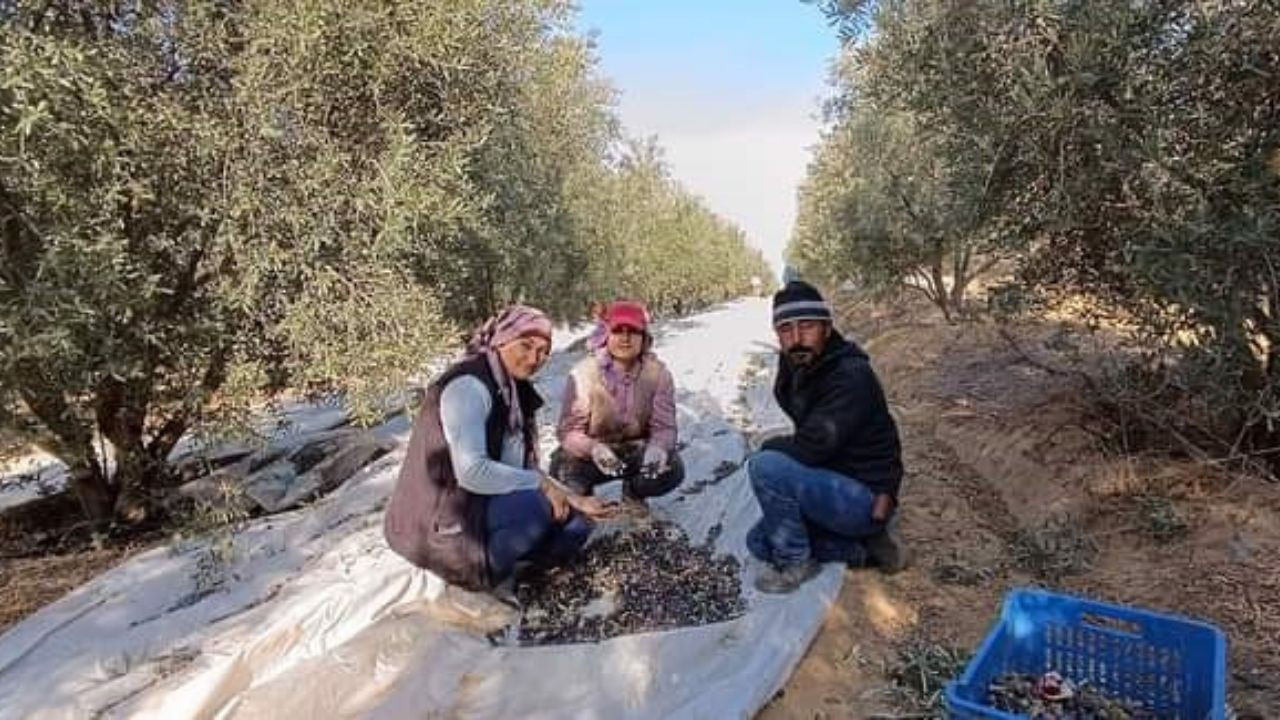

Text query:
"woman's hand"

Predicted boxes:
[[566, 493, 619, 521], [641, 444, 669, 474], [540, 476, 571, 523], [590, 443, 624, 476]]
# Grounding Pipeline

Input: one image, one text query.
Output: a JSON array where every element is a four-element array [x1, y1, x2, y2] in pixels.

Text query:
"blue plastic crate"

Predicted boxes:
[[945, 587, 1227, 719]]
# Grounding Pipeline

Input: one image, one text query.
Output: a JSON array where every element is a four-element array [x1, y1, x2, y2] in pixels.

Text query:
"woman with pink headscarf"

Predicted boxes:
[[551, 299, 683, 516], [385, 305, 615, 618]]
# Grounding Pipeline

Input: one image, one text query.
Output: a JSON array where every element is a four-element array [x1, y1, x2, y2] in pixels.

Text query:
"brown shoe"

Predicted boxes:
[[864, 529, 908, 574], [754, 559, 823, 594], [420, 585, 518, 634]]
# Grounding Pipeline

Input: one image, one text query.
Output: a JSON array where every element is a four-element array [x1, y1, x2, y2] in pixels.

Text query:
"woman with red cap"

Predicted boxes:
[[385, 305, 615, 624], [551, 299, 684, 515]]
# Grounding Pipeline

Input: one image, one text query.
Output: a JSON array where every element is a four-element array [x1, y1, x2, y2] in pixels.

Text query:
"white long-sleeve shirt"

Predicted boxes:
[[438, 375, 541, 495]]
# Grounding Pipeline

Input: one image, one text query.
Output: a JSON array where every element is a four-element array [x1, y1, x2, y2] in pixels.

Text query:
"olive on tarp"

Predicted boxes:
[[509, 520, 747, 646]]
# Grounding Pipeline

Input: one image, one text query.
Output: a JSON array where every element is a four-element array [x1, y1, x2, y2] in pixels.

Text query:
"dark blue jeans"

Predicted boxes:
[[486, 489, 592, 584], [746, 449, 882, 566]]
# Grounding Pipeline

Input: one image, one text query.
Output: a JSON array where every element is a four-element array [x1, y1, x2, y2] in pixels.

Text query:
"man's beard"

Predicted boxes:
[[786, 346, 816, 366]]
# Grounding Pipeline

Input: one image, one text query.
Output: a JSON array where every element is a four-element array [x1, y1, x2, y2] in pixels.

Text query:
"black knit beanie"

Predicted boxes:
[[772, 280, 832, 326]]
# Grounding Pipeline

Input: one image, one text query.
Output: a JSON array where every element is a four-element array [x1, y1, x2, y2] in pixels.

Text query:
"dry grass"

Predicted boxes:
[[1008, 514, 1098, 580], [880, 637, 971, 717]]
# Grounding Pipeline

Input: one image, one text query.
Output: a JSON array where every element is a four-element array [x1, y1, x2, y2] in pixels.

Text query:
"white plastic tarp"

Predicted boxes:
[[0, 298, 843, 720]]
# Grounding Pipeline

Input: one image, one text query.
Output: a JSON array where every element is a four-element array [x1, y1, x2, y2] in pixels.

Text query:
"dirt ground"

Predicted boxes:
[[762, 294, 1280, 719]]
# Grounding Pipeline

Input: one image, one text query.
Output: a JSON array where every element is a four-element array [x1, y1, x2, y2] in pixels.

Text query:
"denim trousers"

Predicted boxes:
[[746, 449, 883, 566], [486, 489, 592, 584]]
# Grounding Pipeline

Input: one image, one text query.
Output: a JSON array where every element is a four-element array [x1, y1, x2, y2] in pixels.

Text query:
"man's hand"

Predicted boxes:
[[641, 444, 668, 474], [566, 493, 619, 521], [871, 493, 894, 523], [590, 443, 623, 476], [748, 426, 791, 453], [540, 476, 571, 523]]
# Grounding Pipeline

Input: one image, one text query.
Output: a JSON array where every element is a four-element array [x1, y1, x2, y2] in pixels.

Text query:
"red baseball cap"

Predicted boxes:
[[603, 300, 649, 332]]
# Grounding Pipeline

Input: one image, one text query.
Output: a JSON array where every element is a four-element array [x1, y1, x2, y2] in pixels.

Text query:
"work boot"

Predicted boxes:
[[490, 575, 520, 609], [864, 528, 908, 574], [435, 585, 518, 634], [754, 559, 822, 594]]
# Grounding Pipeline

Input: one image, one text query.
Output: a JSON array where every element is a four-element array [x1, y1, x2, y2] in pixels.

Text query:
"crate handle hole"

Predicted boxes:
[[1080, 612, 1141, 636]]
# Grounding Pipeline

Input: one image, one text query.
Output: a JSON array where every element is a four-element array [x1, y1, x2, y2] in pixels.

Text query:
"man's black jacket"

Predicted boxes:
[[761, 329, 903, 498]]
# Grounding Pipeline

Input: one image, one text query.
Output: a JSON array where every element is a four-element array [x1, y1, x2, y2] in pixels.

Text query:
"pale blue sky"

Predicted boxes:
[[575, 1, 840, 278]]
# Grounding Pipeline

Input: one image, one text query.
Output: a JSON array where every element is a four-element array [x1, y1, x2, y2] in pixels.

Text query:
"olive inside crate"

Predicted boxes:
[[945, 587, 1227, 719]]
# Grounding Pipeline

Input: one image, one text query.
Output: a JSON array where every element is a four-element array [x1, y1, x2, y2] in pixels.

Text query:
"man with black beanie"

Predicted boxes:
[[747, 280, 906, 593]]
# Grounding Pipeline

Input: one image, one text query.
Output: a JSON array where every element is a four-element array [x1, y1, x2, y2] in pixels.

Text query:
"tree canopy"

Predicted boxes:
[[1, 0, 773, 522], [792, 0, 1280, 466]]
